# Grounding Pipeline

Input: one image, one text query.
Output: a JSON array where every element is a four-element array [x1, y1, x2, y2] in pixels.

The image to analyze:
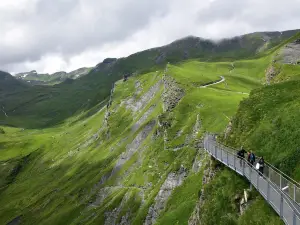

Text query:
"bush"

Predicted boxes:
[[0, 128, 5, 134]]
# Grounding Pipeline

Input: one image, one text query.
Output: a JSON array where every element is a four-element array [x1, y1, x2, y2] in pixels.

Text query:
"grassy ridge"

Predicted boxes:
[[223, 79, 300, 180], [1, 32, 299, 224]]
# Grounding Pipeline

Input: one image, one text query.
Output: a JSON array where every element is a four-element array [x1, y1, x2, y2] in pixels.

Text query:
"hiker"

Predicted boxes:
[[258, 156, 265, 176], [249, 152, 256, 166], [237, 147, 247, 166], [237, 147, 247, 159], [247, 152, 251, 163]]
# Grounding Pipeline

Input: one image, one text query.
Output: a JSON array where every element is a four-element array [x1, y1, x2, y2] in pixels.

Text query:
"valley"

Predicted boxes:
[[0, 31, 300, 225]]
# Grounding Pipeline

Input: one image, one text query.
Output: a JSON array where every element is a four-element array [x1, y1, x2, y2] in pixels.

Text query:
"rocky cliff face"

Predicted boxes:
[[279, 39, 300, 65]]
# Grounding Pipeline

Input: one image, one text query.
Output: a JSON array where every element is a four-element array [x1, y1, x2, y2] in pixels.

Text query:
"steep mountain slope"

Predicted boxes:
[[0, 51, 284, 225], [222, 79, 300, 180], [15, 67, 92, 85], [1, 30, 299, 129], [0, 71, 28, 93], [1, 31, 300, 225]]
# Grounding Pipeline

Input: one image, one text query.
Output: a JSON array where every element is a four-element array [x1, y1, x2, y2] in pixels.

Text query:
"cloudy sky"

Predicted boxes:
[[1, 0, 300, 74]]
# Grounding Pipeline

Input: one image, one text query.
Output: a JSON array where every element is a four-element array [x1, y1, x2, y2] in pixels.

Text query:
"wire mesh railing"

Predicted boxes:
[[204, 134, 300, 225]]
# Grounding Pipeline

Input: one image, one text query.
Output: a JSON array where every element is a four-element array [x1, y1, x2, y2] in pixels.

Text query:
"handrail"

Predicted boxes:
[[214, 139, 300, 206], [204, 134, 300, 225], [214, 137, 300, 188], [214, 143, 300, 216]]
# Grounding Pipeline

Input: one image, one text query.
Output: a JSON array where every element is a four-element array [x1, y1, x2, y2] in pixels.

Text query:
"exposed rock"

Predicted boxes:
[[132, 105, 156, 132], [192, 150, 206, 173], [104, 192, 131, 225], [123, 81, 162, 113], [144, 167, 188, 225], [239, 189, 252, 215], [224, 121, 233, 139], [96, 120, 156, 187], [162, 75, 184, 112], [115, 120, 155, 171], [279, 41, 300, 64], [176, 130, 183, 137], [88, 187, 116, 208], [120, 212, 130, 225], [135, 81, 142, 95], [265, 65, 280, 84], [104, 208, 120, 225], [188, 156, 218, 225]]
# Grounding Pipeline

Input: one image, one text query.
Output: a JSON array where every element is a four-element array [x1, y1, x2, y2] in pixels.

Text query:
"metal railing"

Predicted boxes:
[[204, 134, 300, 225]]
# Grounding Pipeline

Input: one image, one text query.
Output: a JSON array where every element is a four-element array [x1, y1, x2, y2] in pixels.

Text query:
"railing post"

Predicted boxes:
[[267, 181, 270, 201], [280, 193, 283, 219], [250, 166, 253, 190], [280, 174, 282, 189], [293, 211, 296, 225], [215, 145, 217, 158], [234, 155, 236, 170], [221, 147, 223, 162], [226, 151, 229, 165], [242, 160, 245, 176], [257, 170, 259, 188], [293, 184, 296, 201]]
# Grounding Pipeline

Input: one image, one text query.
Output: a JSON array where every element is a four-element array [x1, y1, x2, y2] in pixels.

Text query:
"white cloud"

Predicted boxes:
[[1, 0, 300, 73]]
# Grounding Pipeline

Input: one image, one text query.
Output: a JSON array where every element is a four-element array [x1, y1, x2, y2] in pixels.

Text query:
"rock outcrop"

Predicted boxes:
[[279, 39, 300, 65], [265, 65, 280, 85], [123, 81, 162, 113], [188, 157, 219, 225], [144, 166, 188, 225], [162, 75, 184, 112]]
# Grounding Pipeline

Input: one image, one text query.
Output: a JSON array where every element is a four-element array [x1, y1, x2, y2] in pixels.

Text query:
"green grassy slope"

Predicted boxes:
[[222, 79, 300, 180], [1, 31, 300, 225], [0, 51, 284, 225], [1, 30, 299, 129]]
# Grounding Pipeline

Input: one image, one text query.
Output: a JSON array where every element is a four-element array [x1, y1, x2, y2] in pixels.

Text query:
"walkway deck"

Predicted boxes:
[[204, 134, 300, 225]]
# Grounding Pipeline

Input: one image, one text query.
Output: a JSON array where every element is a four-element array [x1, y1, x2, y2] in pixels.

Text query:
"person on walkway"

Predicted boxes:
[[249, 152, 256, 166], [247, 152, 251, 163], [258, 156, 265, 176], [237, 147, 247, 167], [237, 147, 247, 158]]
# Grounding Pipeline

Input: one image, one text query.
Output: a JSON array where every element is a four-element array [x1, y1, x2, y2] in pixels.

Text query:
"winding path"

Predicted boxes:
[[204, 134, 300, 225], [199, 76, 249, 95], [200, 76, 225, 88]]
